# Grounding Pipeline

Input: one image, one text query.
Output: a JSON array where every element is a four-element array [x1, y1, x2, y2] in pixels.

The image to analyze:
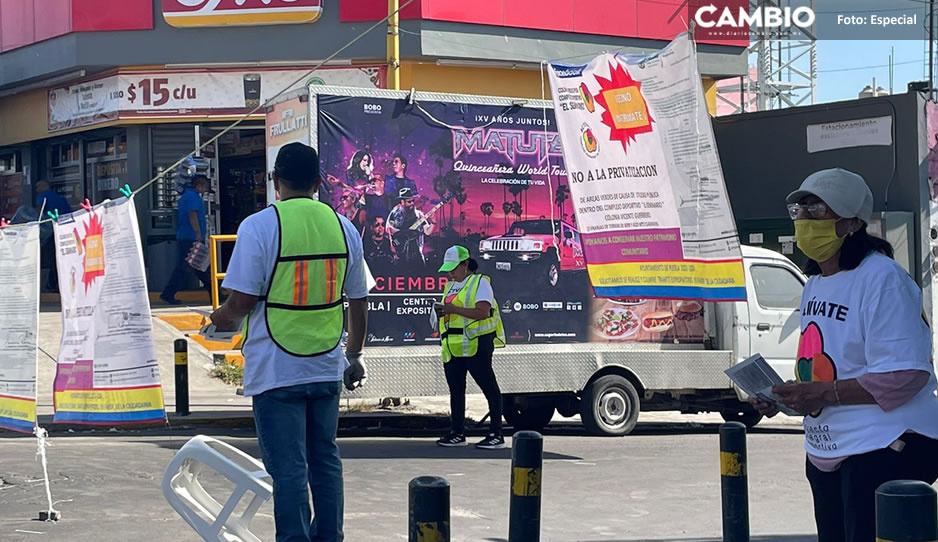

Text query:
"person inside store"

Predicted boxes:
[[211, 142, 368, 542], [34, 180, 72, 292], [750, 168, 938, 542], [432, 245, 507, 449], [160, 175, 212, 305]]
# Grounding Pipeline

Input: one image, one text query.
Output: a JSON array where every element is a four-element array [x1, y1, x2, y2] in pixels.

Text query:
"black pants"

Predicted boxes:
[[443, 333, 502, 436], [806, 432, 938, 542], [161, 241, 212, 301], [41, 238, 58, 291]]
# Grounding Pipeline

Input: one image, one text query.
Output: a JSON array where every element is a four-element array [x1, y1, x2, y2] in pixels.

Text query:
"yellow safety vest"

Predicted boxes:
[[246, 198, 349, 357], [439, 274, 505, 363]]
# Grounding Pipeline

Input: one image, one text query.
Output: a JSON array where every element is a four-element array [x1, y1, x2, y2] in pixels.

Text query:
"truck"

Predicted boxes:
[[264, 84, 934, 436], [479, 219, 586, 288]]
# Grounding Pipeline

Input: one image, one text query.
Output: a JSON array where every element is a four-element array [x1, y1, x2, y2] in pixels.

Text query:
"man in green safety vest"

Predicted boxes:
[[212, 142, 368, 542]]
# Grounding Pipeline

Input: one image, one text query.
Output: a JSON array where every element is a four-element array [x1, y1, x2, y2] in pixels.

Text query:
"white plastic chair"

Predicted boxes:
[[162, 435, 272, 542]]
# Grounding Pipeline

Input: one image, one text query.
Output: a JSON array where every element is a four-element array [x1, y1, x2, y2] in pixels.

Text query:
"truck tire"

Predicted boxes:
[[503, 400, 556, 431], [544, 249, 560, 288], [580, 375, 640, 436], [720, 404, 764, 428]]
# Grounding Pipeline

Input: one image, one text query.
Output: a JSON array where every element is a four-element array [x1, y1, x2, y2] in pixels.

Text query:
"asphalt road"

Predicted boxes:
[[0, 421, 817, 542]]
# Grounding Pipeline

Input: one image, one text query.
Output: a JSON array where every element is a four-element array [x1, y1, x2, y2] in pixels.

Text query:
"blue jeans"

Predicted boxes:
[[253, 381, 344, 542]]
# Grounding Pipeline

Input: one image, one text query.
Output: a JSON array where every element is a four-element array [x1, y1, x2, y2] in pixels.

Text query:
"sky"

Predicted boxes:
[[788, 0, 930, 104]]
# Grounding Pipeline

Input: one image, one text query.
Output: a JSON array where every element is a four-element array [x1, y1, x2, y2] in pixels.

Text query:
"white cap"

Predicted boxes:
[[786, 168, 874, 224]]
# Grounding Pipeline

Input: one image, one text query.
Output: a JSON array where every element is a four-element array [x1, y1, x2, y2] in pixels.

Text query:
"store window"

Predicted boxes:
[[0, 150, 25, 219], [86, 132, 128, 202], [48, 141, 83, 208]]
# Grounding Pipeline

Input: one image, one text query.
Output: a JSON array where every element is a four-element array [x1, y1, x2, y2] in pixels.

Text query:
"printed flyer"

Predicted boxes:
[[548, 33, 745, 301], [52, 199, 166, 425], [0, 224, 40, 433], [314, 92, 707, 346]]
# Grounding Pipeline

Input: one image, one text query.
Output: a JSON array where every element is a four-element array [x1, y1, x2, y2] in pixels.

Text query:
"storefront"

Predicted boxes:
[[0, 0, 748, 294]]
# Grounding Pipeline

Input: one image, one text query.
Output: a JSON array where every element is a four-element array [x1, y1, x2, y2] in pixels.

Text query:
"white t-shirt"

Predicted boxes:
[[222, 206, 369, 397], [429, 274, 495, 328], [797, 252, 938, 458]]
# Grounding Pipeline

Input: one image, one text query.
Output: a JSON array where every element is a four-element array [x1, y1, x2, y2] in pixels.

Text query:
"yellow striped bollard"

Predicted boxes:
[[409, 476, 450, 542], [509, 431, 543, 542], [720, 422, 749, 542]]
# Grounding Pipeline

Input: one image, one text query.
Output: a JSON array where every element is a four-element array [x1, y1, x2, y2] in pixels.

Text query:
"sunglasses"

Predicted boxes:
[[787, 202, 829, 220]]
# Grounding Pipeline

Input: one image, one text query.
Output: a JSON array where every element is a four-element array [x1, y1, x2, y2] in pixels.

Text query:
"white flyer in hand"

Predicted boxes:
[[725, 354, 800, 417]]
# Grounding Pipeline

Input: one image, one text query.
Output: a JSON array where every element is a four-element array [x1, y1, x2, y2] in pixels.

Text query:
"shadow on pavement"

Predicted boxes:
[[139, 436, 583, 461], [480, 538, 815, 542]]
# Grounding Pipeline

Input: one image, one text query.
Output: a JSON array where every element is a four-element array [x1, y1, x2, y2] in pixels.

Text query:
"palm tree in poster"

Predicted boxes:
[[555, 184, 570, 222], [442, 171, 462, 231], [480, 202, 494, 235], [455, 186, 468, 233], [502, 201, 512, 231], [511, 200, 523, 222]]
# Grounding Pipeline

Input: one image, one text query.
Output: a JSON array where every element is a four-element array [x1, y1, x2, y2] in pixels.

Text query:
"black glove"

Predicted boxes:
[[343, 351, 366, 391]]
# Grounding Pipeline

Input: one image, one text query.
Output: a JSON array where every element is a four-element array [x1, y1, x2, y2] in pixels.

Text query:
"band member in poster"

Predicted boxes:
[[387, 187, 433, 266], [362, 216, 395, 267], [336, 188, 367, 237], [363, 174, 388, 223], [346, 150, 374, 192], [433, 245, 506, 449], [385, 154, 417, 205]]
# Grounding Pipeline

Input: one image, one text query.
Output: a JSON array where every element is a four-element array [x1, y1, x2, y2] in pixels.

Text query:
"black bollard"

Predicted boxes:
[[720, 422, 749, 542], [409, 476, 450, 542], [509, 431, 543, 542], [876, 480, 938, 542], [174, 339, 189, 416]]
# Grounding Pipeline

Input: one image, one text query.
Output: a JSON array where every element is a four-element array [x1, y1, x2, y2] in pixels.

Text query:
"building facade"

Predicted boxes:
[[0, 0, 748, 291]]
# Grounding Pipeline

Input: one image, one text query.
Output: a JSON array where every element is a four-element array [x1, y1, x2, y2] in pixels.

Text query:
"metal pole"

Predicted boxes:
[[876, 480, 938, 542], [930, 0, 935, 95], [408, 476, 450, 542], [509, 431, 543, 542], [720, 422, 749, 542], [387, 0, 401, 90], [174, 339, 190, 416]]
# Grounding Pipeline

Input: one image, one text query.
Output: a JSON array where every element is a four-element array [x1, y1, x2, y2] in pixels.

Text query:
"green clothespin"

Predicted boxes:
[[119, 184, 133, 198], [47, 209, 59, 221]]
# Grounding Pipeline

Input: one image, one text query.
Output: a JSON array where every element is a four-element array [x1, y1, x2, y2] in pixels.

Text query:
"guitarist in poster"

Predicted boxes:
[[387, 187, 437, 267]]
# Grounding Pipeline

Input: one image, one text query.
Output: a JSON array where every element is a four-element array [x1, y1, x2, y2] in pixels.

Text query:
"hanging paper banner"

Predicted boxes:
[[53, 199, 166, 425], [0, 223, 40, 433], [548, 33, 745, 301]]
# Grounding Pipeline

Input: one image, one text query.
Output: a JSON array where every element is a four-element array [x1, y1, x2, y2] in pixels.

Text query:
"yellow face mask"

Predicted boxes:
[[794, 219, 844, 262]]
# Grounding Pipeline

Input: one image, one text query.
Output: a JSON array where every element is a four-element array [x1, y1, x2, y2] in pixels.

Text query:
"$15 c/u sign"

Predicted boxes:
[[161, 0, 324, 28]]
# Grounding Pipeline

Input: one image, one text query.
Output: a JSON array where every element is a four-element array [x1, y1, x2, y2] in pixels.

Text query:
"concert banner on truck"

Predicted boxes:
[[548, 33, 746, 302], [0, 223, 40, 433], [314, 91, 706, 346], [52, 199, 166, 425]]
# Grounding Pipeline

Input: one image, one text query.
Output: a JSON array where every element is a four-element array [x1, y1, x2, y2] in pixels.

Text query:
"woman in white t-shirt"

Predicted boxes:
[[751, 168, 938, 542]]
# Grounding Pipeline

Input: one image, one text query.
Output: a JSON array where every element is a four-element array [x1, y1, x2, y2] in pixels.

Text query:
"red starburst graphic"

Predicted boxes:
[[593, 62, 655, 153], [74, 213, 105, 292]]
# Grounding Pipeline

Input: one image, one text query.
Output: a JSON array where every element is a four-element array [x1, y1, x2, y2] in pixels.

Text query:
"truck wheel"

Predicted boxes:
[[720, 405, 764, 428], [503, 400, 556, 431], [580, 375, 640, 436], [543, 249, 560, 288]]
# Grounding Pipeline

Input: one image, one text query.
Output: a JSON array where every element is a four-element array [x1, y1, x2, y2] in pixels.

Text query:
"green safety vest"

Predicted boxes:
[[439, 274, 506, 363], [247, 198, 349, 357]]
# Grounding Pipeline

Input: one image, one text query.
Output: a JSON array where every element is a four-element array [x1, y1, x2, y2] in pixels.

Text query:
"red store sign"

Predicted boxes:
[[162, 0, 323, 28]]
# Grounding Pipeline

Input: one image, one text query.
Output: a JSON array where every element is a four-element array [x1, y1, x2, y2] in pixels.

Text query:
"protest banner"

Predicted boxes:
[[548, 33, 745, 301], [53, 199, 165, 424], [0, 224, 40, 433]]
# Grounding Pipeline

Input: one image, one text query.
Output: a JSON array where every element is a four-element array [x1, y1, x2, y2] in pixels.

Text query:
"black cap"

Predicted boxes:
[[274, 143, 320, 189], [397, 187, 416, 200]]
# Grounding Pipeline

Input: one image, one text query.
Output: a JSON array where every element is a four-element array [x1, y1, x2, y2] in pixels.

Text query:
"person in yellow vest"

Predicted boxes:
[[211, 142, 368, 542], [433, 245, 507, 449]]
